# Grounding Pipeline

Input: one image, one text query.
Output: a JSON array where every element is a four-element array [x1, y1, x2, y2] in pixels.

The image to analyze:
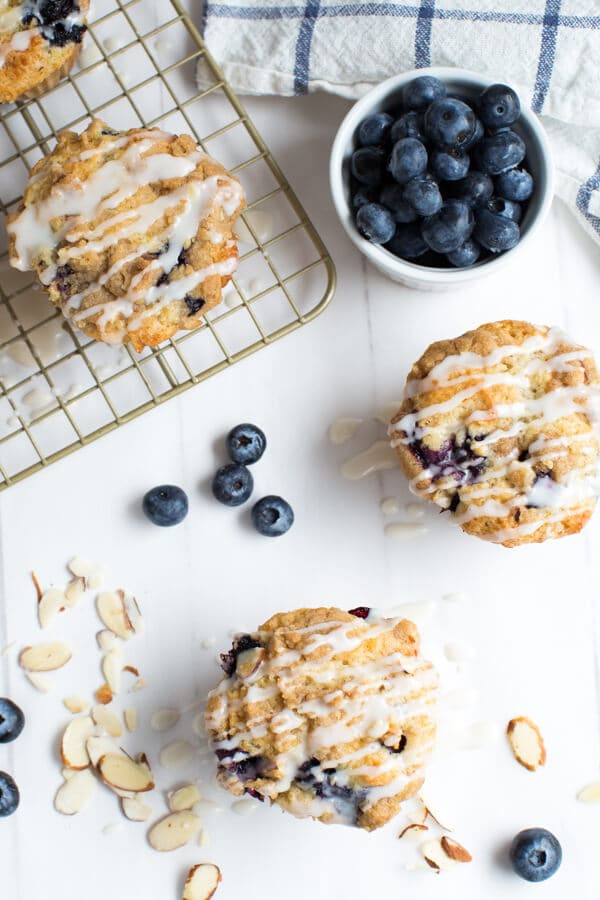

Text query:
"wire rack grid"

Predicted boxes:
[[0, 0, 336, 489]]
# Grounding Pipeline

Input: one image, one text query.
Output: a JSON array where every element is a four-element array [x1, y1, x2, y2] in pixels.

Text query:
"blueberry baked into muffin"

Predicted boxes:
[[0, 1, 88, 102], [390, 320, 600, 547], [205, 606, 438, 831], [7, 119, 245, 350]]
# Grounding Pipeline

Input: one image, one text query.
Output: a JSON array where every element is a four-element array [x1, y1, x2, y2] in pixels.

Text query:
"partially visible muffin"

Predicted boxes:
[[205, 606, 438, 831], [390, 320, 600, 547], [0, 1, 88, 102], [7, 118, 245, 351]]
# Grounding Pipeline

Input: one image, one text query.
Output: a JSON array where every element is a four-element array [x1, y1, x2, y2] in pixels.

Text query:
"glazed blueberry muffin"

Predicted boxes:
[[390, 320, 600, 547], [0, 1, 88, 102], [205, 606, 438, 831], [7, 119, 245, 351]]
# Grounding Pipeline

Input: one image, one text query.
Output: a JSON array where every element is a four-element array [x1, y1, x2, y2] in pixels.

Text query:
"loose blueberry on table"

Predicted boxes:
[[350, 78, 533, 267], [212, 463, 254, 507], [0, 771, 19, 817], [142, 485, 189, 526], [251, 495, 294, 537], [510, 828, 562, 882], [226, 423, 267, 465], [0, 698, 25, 744]]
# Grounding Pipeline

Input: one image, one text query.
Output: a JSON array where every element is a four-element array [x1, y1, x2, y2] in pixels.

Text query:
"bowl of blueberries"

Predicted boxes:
[[330, 67, 554, 289]]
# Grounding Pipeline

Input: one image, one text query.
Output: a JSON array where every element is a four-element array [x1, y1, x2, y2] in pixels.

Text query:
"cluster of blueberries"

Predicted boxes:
[[0, 698, 24, 817], [142, 424, 294, 537], [350, 76, 534, 267]]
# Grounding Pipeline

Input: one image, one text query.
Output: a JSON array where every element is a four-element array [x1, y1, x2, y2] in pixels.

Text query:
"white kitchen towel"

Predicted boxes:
[[201, 1, 600, 247]]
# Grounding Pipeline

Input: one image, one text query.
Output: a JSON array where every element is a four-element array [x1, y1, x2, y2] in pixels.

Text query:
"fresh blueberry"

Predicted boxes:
[[496, 167, 533, 201], [379, 182, 418, 223], [351, 184, 378, 211], [357, 112, 393, 147], [462, 116, 484, 150], [356, 203, 396, 244], [0, 699, 25, 744], [423, 98, 476, 149], [478, 83, 520, 130], [212, 463, 254, 507], [251, 495, 294, 537], [447, 238, 481, 267], [401, 75, 446, 111], [142, 485, 188, 527], [385, 223, 428, 259], [430, 147, 470, 181], [219, 634, 263, 676], [226, 423, 266, 465], [474, 129, 526, 175], [510, 828, 562, 882], [421, 200, 474, 254], [350, 147, 386, 186], [403, 175, 443, 217], [487, 196, 522, 223], [450, 171, 494, 208], [474, 205, 520, 252], [0, 771, 19, 817], [388, 138, 428, 185], [390, 111, 424, 143]]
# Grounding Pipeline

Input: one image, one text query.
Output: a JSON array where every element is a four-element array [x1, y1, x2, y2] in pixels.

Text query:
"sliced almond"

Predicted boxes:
[[168, 784, 202, 812], [235, 646, 265, 679], [63, 696, 89, 714], [399, 823, 428, 841], [87, 572, 104, 590], [577, 781, 600, 803], [61, 716, 95, 769], [102, 648, 122, 695], [97, 630, 117, 651], [148, 811, 201, 851], [441, 836, 472, 862], [31, 570, 43, 602], [183, 863, 222, 900], [86, 735, 123, 768], [20, 641, 72, 672], [420, 791, 454, 831], [97, 590, 142, 640], [98, 753, 154, 793], [65, 576, 85, 607], [95, 682, 113, 705], [197, 829, 210, 848], [92, 705, 123, 737], [159, 740, 194, 769], [421, 838, 456, 872], [54, 769, 97, 815], [124, 707, 138, 733], [62, 767, 77, 780], [507, 716, 546, 771], [123, 664, 140, 677], [38, 588, 67, 629], [121, 795, 153, 822], [68, 557, 103, 579], [150, 707, 180, 733], [130, 677, 147, 693], [26, 672, 52, 692]]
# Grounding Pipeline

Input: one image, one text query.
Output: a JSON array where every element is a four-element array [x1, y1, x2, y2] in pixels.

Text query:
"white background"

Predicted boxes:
[[2, 2, 600, 898]]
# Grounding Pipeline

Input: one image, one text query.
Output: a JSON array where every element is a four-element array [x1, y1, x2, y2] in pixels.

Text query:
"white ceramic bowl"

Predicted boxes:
[[330, 67, 555, 290]]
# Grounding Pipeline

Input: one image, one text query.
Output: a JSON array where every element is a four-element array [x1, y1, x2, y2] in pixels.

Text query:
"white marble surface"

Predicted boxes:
[[2, 5, 600, 899]]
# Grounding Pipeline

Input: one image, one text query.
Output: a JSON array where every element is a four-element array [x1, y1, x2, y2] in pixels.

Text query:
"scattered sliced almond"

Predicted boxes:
[[235, 646, 265, 679], [95, 683, 113, 705], [150, 707, 180, 733], [92, 705, 123, 737], [441, 836, 472, 862], [87, 572, 104, 590], [96, 630, 117, 652], [61, 716, 95, 769], [420, 792, 454, 831], [64, 576, 85, 608], [399, 823, 428, 841], [98, 753, 155, 793], [86, 735, 123, 768], [97, 590, 142, 640], [130, 677, 147, 693], [407, 798, 428, 825], [121, 795, 153, 822], [123, 664, 140, 677], [159, 740, 194, 769], [124, 707, 138, 733], [62, 767, 77, 780], [38, 588, 67, 629], [26, 672, 52, 692], [577, 781, 600, 803], [63, 696, 89, 714], [20, 641, 72, 672], [102, 648, 122, 695], [54, 769, 97, 815], [197, 829, 210, 848], [422, 838, 456, 872], [183, 863, 222, 900], [31, 570, 43, 601], [68, 557, 103, 579], [148, 811, 201, 851], [168, 784, 202, 812], [507, 716, 546, 771]]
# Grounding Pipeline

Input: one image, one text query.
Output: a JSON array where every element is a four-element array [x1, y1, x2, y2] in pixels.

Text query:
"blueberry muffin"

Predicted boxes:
[[0, 1, 88, 102], [390, 320, 600, 547], [7, 118, 245, 351], [205, 606, 438, 831]]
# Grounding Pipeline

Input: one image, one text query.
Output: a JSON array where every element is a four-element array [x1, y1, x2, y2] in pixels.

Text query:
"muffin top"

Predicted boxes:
[[7, 119, 245, 350], [390, 320, 600, 547], [205, 606, 438, 831]]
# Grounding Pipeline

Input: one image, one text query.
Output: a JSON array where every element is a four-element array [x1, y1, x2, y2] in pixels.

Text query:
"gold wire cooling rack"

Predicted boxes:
[[0, 0, 336, 489]]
